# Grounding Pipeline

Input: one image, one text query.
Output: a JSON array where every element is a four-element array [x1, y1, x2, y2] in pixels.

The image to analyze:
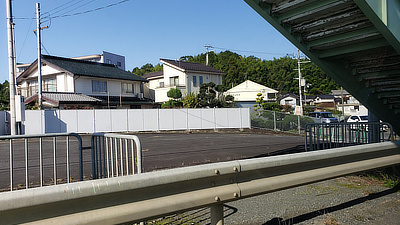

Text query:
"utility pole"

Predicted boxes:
[[36, 3, 43, 109], [295, 50, 311, 116], [297, 50, 303, 115], [204, 45, 214, 66], [6, 0, 17, 135]]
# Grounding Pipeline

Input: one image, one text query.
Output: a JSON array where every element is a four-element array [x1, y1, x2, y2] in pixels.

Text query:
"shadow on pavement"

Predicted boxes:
[[262, 183, 400, 225]]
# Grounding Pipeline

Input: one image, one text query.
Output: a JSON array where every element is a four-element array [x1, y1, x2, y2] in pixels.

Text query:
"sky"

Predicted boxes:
[[0, 0, 297, 82]]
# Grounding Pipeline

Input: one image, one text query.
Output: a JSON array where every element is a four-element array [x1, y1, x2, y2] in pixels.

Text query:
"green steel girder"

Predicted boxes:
[[354, 0, 400, 54], [244, 0, 400, 133]]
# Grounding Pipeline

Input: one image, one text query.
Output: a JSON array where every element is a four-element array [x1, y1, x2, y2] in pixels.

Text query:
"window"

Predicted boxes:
[[117, 61, 122, 67], [169, 76, 179, 86], [92, 80, 107, 93], [121, 83, 134, 94], [43, 78, 57, 92], [193, 76, 197, 87], [159, 81, 164, 88], [199, 76, 203, 85], [267, 93, 276, 99], [28, 80, 38, 96], [106, 59, 112, 64]]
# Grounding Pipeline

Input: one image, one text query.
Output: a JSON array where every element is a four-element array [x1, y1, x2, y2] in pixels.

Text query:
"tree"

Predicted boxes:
[[182, 92, 199, 108], [162, 88, 183, 108], [197, 82, 235, 108], [167, 88, 182, 100]]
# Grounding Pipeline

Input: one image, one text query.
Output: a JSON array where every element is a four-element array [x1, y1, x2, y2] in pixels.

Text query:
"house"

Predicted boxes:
[[71, 51, 126, 70], [142, 59, 225, 103], [17, 55, 152, 109], [16, 51, 126, 76], [330, 89, 368, 115], [278, 93, 299, 107], [225, 80, 278, 108], [313, 95, 336, 109]]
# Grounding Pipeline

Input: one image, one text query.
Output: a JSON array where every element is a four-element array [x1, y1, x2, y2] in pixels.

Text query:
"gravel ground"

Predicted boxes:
[[155, 176, 400, 225]]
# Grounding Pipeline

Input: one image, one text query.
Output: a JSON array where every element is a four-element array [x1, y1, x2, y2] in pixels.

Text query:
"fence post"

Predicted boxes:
[[298, 115, 301, 134], [274, 111, 276, 131], [210, 203, 224, 225]]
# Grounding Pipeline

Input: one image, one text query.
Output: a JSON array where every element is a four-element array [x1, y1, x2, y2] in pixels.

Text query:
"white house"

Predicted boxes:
[[17, 55, 152, 109], [225, 80, 278, 108], [331, 90, 368, 115], [278, 93, 299, 107], [142, 59, 225, 103]]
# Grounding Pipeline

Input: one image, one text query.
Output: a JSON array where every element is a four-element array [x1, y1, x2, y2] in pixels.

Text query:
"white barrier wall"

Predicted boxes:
[[22, 108, 250, 135]]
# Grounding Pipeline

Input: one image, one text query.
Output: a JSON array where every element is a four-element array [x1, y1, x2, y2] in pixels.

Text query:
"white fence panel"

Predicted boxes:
[[159, 109, 174, 130], [187, 109, 202, 129], [45, 110, 64, 133], [111, 109, 128, 132], [241, 108, 250, 128], [128, 109, 144, 132], [77, 110, 94, 133], [21, 108, 250, 135], [24, 110, 43, 134], [215, 108, 229, 129], [173, 109, 188, 130], [94, 110, 112, 132], [0, 111, 9, 135], [59, 110, 78, 133], [143, 109, 159, 131], [201, 109, 215, 129]]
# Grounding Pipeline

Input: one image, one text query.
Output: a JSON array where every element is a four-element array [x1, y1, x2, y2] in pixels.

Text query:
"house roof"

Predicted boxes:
[[330, 90, 350, 96], [226, 80, 278, 93], [17, 55, 147, 82], [25, 92, 102, 106], [278, 93, 299, 101], [315, 94, 335, 99], [160, 59, 225, 75], [142, 70, 163, 79]]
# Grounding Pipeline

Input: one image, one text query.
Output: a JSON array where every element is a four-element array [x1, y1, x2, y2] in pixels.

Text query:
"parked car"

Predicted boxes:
[[347, 115, 388, 131], [308, 112, 339, 123], [347, 115, 368, 123]]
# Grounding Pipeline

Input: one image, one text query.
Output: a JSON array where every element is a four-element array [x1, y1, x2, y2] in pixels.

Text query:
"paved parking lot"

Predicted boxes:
[[0, 130, 304, 190]]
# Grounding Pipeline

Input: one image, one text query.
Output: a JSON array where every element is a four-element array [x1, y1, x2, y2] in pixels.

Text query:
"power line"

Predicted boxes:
[[42, 0, 99, 20], [212, 46, 287, 57], [43, 0, 131, 20]]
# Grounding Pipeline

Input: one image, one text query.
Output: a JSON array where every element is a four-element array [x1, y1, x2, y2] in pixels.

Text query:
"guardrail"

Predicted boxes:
[[305, 122, 394, 151], [91, 133, 142, 179], [0, 133, 83, 191], [1, 141, 399, 224]]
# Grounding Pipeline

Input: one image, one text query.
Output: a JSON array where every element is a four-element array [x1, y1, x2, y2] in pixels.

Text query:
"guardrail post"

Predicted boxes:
[[210, 203, 224, 225]]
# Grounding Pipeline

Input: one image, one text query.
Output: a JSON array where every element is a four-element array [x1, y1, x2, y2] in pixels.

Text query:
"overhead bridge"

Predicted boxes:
[[244, 0, 400, 133]]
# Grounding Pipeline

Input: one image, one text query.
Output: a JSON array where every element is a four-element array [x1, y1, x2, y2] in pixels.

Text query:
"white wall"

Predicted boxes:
[[74, 77, 140, 96], [22, 108, 250, 135]]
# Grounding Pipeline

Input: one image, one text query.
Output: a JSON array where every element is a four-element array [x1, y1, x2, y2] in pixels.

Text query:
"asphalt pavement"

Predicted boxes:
[[0, 130, 304, 190]]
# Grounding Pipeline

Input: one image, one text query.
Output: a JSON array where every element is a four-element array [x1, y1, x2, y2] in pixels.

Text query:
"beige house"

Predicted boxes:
[[17, 55, 151, 109], [225, 80, 278, 108], [142, 59, 225, 103]]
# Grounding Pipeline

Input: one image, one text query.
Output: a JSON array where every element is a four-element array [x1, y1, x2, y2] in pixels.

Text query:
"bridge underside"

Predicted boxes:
[[245, 0, 400, 133]]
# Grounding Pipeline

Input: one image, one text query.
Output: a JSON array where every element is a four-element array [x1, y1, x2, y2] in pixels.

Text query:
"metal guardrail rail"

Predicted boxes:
[[1, 141, 399, 224], [0, 133, 83, 191], [305, 122, 395, 151], [91, 133, 142, 179]]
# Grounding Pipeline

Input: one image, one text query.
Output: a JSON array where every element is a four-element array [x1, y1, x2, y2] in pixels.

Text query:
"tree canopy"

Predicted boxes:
[[178, 51, 339, 95]]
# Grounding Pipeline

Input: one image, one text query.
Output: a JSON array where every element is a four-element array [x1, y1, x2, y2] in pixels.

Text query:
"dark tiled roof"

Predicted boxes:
[[38, 55, 147, 82], [25, 92, 102, 105], [160, 59, 225, 75], [142, 70, 163, 79], [91, 95, 153, 105]]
